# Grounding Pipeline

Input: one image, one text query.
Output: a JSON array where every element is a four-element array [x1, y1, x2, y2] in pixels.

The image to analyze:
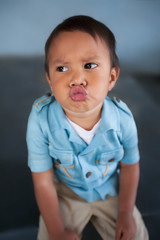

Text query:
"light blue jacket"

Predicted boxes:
[[26, 95, 139, 202]]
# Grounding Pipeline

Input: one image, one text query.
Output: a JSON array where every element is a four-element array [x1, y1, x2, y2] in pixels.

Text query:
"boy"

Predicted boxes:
[[26, 15, 148, 240]]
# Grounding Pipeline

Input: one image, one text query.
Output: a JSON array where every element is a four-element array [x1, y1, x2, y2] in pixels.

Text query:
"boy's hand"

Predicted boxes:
[[115, 211, 136, 240], [50, 228, 80, 240]]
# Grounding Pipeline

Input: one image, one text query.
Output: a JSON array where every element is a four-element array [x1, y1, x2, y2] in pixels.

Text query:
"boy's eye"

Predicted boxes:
[[84, 63, 98, 69], [56, 66, 69, 72]]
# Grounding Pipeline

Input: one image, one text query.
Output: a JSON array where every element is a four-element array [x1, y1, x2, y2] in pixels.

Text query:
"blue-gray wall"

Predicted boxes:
[[0, 0, 160, 73]]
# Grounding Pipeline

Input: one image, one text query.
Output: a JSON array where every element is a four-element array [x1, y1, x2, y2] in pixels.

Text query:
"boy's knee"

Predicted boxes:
[[133, 207, 149, 240]]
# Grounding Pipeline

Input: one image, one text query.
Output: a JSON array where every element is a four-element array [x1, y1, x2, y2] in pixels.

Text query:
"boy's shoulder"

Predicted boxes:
[[33, 93, 56, 112], [108, 96, 133, 117]]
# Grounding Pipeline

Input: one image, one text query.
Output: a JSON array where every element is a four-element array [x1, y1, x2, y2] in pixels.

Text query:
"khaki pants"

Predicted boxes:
[[37, 181, 149, 240]]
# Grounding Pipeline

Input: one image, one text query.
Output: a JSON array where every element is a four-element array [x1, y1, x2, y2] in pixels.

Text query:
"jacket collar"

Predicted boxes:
[[49, 97, 120, 148]]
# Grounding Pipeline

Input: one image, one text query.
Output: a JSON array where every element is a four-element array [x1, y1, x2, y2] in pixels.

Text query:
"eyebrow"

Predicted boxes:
[[82, 55, 101, 62], [52, 55, 99, 64], [51, 55, 101, 66], [51, 59, 69, 65]]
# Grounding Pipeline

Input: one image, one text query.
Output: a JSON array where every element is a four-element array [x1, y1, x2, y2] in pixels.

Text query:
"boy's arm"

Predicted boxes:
[[32, 168, 80, 240], [115, 162, 140, 240]]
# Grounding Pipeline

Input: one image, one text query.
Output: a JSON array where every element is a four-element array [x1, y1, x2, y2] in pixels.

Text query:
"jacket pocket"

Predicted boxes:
[[49, 147, 74, 179], [96, 147, 124, 177]]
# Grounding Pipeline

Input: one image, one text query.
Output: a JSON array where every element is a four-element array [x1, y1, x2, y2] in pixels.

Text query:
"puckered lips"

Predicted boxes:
[[69, 86, 88, 101]]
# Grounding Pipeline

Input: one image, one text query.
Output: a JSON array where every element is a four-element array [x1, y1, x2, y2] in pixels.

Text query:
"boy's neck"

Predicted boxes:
[[64, 104, 102, 131]]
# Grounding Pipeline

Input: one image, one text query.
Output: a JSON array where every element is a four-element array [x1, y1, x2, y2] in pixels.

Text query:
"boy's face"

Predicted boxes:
[[46, 31, 119, 116]]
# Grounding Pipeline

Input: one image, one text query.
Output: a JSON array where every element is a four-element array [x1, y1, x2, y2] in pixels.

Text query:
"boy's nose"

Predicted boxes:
[[69, 72, 87, 87]]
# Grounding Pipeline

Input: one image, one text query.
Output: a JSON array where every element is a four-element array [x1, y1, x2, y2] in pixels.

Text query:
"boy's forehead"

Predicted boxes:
[[48, 30, 110, 59], [51, 30, 108, 46], [51, 30, 96, 45]]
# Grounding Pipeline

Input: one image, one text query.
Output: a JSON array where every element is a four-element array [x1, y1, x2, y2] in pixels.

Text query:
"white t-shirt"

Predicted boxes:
[[67, 118, 101, 144]]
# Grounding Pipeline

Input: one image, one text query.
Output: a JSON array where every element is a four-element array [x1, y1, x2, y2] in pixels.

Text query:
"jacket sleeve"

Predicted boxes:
[[26, 106, 53, 172], [113, 98, 140, 164]]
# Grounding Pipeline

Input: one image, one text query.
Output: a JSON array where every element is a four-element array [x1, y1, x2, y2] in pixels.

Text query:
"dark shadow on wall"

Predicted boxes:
[[0, 57, 160, 239]]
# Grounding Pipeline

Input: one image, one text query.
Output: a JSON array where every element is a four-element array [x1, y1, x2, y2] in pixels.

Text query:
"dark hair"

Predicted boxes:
[[45, 15, 120, 74]]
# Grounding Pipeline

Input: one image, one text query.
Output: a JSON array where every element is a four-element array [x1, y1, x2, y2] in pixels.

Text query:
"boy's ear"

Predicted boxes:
[[46, 73, 52, 89], [108, 67, 120, 91]]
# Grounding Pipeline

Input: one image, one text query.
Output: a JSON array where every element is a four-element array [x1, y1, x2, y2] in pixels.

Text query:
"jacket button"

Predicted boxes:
[[86, 172, 92, 178], [113, 96, 120, 103], [56, 159, 61, 164], [46, 92, 52, 97], [109, 158, 114, 162]]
